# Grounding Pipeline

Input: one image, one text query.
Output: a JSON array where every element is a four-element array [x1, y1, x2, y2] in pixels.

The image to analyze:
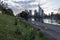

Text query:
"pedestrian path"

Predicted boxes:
[[30, 22, 60, 40]]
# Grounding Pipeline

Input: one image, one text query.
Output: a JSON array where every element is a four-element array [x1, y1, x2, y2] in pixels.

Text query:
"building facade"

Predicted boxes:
[[29, 10, 32, 17]]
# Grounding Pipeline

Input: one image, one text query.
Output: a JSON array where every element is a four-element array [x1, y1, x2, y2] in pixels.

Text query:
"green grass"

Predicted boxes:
[[0, 14, 48, 40]]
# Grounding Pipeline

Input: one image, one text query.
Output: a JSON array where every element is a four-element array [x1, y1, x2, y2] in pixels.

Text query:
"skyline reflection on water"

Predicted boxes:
[[29, 18, 60, 25]]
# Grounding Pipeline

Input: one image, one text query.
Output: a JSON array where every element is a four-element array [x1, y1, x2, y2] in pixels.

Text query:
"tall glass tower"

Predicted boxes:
[[29, 10, 32, 17], [57, 8, 60, 14], [38, 0, 44, 23]]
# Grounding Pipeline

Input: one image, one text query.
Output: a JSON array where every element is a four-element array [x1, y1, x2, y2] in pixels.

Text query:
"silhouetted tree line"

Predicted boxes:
[[0, 1, 14, 16], [55, 14, 60, 20], [46, 13, 60, 20], [17, 11, 28, 21]]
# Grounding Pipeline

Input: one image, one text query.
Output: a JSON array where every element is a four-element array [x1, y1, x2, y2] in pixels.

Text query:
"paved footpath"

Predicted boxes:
[[29, 21, 60, 40]]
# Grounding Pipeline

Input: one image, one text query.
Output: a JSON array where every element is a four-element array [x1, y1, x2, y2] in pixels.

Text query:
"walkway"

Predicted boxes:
[[29, 21, 60, 40]]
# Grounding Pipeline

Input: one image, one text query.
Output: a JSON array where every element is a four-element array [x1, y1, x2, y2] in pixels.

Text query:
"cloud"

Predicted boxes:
[[1, 0, 47, 11], [13, 0, 35, 3], [2, 0, 56, 15]]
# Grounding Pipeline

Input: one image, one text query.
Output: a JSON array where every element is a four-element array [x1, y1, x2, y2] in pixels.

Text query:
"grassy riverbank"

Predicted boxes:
[[0, 14, 47, 40]]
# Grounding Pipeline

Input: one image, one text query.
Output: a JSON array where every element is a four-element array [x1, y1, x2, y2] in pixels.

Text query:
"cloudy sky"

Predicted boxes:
[[1, 0, 60, 15]]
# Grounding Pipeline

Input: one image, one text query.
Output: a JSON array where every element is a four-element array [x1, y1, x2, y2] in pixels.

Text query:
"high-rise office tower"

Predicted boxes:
[[57, 8, 60, 14], [38, 4, 44, 23], [34, 10, 38, 21], [38, 4, 44, 17], [34, 10, 38, 17], [25, 10, 29, 14], [29, 10, 32, 17]]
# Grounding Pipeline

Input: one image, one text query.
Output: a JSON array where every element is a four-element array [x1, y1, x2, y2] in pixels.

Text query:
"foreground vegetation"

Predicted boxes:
[[0, 14, 47, 40]]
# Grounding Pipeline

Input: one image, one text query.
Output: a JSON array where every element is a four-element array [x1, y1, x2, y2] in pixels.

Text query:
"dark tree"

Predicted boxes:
[[55, 14, 60, 19], [0, 1, 14, 16], [18, 11, 28, 21], [6, 8, 14, 16]]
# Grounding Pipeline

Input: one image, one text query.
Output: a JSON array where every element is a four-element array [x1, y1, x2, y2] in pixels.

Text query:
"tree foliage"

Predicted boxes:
[[55, 14, 60, 19], [18, 11, 28, 21], [0, 1, 14, 16]]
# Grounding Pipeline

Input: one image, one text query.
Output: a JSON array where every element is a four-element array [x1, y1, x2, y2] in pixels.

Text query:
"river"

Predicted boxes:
[[28, 18, 60, 25]]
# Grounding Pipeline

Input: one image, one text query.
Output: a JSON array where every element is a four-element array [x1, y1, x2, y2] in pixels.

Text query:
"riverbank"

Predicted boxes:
[[0, 14, 47, 40], [30, 21, 60, 40]]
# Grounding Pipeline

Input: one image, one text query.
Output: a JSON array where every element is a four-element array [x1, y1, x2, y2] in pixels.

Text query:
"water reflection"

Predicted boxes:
[[28, 18, 60, 25], [32, 18, 35, 21], [43, 19, 57, 24]]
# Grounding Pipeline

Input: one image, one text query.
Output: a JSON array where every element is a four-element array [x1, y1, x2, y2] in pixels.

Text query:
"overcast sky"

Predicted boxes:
[[1, 0, 60, 15]]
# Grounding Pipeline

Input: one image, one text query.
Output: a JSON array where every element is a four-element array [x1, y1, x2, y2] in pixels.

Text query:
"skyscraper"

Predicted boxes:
[[34, 10, 38, 17], [28, 10, 32, 22], [51, 12, 54, 19], [57, 8, 60, 14], [38, 4, 44, 17], [29, 10, 32, 17], [34, 10, 38, 21], [38, 4, 44, 23], [25, 10, 29, 14]]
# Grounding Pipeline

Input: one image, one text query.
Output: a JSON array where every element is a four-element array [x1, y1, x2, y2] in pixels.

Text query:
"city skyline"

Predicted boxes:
[[1, 0, 60, 15]]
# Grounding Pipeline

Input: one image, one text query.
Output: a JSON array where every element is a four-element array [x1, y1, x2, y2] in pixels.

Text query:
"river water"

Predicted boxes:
[[28, 18, 60, 25]]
